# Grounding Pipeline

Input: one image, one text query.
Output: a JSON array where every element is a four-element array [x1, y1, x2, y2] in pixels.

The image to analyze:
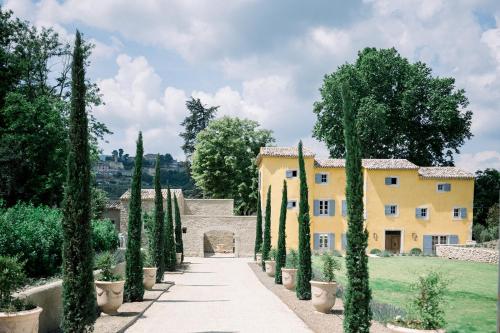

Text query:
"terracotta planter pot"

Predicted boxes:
[[264, 260, 276, 277], [386, 323, 446, 333], [176, 253, 182, 265], [310, 280, 337, 313], [143, 267, 157, 290], [281, 268, 297, 290], [256, 253, 262, 265], [0, 306, 42, 333], [95, 280, 125, 315]]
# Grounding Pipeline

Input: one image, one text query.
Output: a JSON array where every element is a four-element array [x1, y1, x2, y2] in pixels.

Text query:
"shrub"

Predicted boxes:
[[286, 249, 299, 269], [92, 219, 119, 253], [141, 249, 155, 268], [330, 249, 343, 257], [369, 248, 381, 255], [314, 253, 341, 282], [95, 252, 121, 282], [409, 248, 422, 256], [371, 301, 406, 324], [0, 256, 35, 312], [269, 247, 278, 261], [380, 250, 393, 257], [410, 271, 448, 329]]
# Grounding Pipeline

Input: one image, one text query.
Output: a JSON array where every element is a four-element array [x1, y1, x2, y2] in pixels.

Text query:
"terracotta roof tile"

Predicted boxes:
[[259, 146, 315, 158], [314, 158, 418, 169], [120, 189, 183, 200], [418, 167, 474, 179]]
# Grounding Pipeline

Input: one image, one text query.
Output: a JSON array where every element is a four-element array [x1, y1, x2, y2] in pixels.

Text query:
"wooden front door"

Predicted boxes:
[[385, 231, 401, 253]]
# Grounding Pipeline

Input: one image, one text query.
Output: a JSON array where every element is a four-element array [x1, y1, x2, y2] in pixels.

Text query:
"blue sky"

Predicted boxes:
[[4, 0, 500, 171]]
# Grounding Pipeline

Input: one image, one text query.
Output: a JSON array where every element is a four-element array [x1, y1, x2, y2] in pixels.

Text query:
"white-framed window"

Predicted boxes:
[[385, 204, 398, 216], [431, 235, 449, 252], [319, 200, 329, 216], [319, 234, 329, 249], [320, 173, 328, 183], [453, 207, 467, 219], [287, 200, 297, 209], [416, 207, 429, 219], [437, 183, 451, 192], [384, 176, 399, 187], [286, 169, 298, 178]]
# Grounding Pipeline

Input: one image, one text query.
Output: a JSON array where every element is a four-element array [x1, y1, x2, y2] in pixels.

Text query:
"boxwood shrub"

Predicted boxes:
[[91, 219, 119, 253], [409, 248, 422, 256], [370, 248, 382, 255]]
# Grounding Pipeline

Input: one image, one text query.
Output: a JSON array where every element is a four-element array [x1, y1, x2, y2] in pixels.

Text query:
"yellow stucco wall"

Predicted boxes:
[[258, 156, 473, 253]]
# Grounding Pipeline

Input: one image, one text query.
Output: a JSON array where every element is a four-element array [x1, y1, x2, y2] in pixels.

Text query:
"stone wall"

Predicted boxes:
[[183, 199, 234, 216], [436, 244, 498, 264], [204, 230, 235, 253]]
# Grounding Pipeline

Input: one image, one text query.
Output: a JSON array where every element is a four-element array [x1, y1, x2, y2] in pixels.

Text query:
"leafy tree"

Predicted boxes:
[[124, 132, 144, 302], [180, 97, 219, 160], [61, 31, 96, 333], [313, 47, 472, 166], [90, 187, 108, 220], [174, 193, 184, 262], [473, 168, 499, 228], [164, 185, 176, 271], [153, 155, 165, 282], [261, 186, 271, 271], [254, 193, 263, 260], [473, 203, 499, 242], [191, 116, 275, 215], [275, 180, 287, 284], [341, 82, 372, 332], [296, 141, 312, 300]]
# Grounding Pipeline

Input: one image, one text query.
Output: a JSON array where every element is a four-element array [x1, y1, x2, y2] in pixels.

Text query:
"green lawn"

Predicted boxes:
[[312, 255, 497, 333]]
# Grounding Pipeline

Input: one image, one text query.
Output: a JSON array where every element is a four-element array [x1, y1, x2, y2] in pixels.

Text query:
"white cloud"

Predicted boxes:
[[456, 151, 500, 172]]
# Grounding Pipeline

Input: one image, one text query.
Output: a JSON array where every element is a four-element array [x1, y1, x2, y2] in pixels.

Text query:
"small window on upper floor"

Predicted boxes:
[[384, 176, 399, 186], [286, 169, 298, 178], [287, 200, 297, 209], [416, 207, 429, 219], [385, 204, 398, 216], [315, 173, 328, 184], [437, 183, 451, 192], [453, 207, 467, 219]]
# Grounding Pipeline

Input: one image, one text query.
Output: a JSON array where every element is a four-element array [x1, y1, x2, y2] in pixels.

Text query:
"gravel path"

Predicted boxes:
[[126, 256, 311, 333]]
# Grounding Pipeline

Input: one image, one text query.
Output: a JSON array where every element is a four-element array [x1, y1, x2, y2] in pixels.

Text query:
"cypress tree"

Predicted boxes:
[[124, 132, 145, 302], [275, 180, 287, 284], [296, 140, 312, 300], [164, 185, 176, 271], [254, 193, 263, 260], [153, 154, 165, 282], [342, 82, 372, 332], [261, 185, 271, 271], [61, 30, 97, 332], [174, 193, 184, 262]]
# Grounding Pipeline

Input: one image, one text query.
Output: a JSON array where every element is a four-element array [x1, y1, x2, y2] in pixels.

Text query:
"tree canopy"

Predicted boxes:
[[191, 116, 274, 215], [313, 47, 472, 166]]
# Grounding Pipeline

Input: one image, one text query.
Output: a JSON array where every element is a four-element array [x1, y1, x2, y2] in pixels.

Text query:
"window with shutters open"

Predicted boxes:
[[319, 234, 329, 249], [287, 200, 297, 209], [319, 200, 329, 216], [437, 183, 451, 192], [416, 207, 429, 220], [384, 176, 399, 187], [385, 204, 398, 216], [453, 207, 467, 220], [286, 169, 298, 178]]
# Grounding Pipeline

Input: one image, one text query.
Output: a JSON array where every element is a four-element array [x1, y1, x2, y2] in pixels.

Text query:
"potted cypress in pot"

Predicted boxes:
[[264, 248, 278, 277], [142, 250, 157, 291], [281, 249, 299, 290], [310, 253, 341, 313], [256, 244, 263, 265], [95, 252, 125, 315], [0, 256, 42, 333]]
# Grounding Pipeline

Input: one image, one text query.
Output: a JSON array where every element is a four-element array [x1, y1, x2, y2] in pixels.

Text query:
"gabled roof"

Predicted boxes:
[[314, 158, 419, 170], [418, 167, 474, 179], [105, 200, 121, 210], [120, 189, 183, 200], [256, 146, 315, 164]]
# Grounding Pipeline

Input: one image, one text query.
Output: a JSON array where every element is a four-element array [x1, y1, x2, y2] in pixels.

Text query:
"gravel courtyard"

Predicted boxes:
[[126, 256, 312, 333]]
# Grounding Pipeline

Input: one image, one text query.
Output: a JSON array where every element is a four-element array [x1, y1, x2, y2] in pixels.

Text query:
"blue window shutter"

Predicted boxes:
[[423, 235, 433, 255], [415, 208, 420, 218], [315, 174, 321, 184], [313, 233, 320, 249], [313, 200, 320, 216], [342, 200, 347, 217], [449, 235, 459, 244], [384, 205, 391, 215], [286, 170, 292, 178], [341, 233, 347, 250], [384, 177, 391, 185], [460, 208, 467, 218], [445, 183, 451, 192], [328, 200, 335, 216], [287, 201, 293, 209], [328, 233, 335, 249]]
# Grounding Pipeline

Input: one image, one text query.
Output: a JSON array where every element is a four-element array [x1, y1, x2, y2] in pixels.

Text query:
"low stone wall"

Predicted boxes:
[[436, 245, 498, 264], [15, 262, 126, 333], [183, 199, 234, 216]]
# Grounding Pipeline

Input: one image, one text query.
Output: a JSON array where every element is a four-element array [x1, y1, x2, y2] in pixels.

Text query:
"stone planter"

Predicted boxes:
[[0, 306, 42, 333], [256, 253, 262, 265], [281, 268, 297, 290], [143, 267, 157, 290], [386, 323, 445, 333], [310, 280, 337, 313], [176, 253, 182, 265], [95, 280, 125, 315], [264, 260, 276, 277]]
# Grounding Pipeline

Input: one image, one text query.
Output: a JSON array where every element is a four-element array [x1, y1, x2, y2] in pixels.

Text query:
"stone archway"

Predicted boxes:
[[199, 225, 241, 257]]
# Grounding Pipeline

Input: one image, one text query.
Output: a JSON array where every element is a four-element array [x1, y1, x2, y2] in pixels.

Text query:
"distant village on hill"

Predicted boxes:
[[95, 149, 195, 199]]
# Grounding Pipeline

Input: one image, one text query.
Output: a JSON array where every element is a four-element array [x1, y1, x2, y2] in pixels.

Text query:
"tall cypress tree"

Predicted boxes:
[[153, 154, 165, 282], [174, 193, 184, 262], [124, 132, 145, 302], [275, 180, 287, 284], [296, 140, 312, 300], [261, 185, 272, 271], [342, 82, 372, 332], [61, 30, 97, 333], [254, 193, 263, 260], [164, 185, 176, 271]]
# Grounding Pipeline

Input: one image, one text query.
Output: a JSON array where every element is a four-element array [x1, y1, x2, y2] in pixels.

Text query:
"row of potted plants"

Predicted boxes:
[[258, 249, 341, 314]]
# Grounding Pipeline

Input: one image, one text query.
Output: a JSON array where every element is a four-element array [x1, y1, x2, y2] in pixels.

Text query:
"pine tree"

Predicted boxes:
[[174, 193, 184, 262], [124, 132, 145, 302], [261, 185, 272, 271], [296, 140, 312, 300], [153, 154, 165, 282], [342, 82, 372, 332], [275, 180, 287, 284], [61, 30, 97, 333], [164, 185, 176, 271], [254, 193, 263, 260]]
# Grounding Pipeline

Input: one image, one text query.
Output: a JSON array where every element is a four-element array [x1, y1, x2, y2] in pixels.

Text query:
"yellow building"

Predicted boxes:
[[257, 147, 474, 255]]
